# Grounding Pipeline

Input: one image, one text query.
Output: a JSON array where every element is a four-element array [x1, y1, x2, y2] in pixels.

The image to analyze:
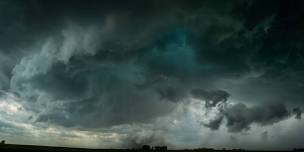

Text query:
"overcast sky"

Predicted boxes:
[[0, 0, 304, 150]]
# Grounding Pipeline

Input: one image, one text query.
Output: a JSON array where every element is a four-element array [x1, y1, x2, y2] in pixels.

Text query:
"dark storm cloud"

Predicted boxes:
[[292, 108, 302, 120], [190, 89, 229, 108], [192, 89, 298, 132], [223, 103, 290, 132], [201, 115, 224, 130], [203, 102, 300, 132], [0, 0, 303, 137]]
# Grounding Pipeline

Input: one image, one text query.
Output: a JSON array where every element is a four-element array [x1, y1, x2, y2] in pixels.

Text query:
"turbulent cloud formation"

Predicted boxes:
[[190, 90, 297, 132], [0, 0, 304, 150], [190, 89, 229, 108], [292, 108, 302, 120], [221, 103, 291, 132]]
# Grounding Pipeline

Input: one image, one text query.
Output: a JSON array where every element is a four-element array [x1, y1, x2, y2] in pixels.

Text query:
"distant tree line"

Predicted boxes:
[[142, 145, 167, 151]]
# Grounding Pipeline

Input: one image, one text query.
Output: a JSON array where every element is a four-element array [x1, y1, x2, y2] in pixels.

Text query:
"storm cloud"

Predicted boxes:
[[221, 103, 291, 132], [190, 89, 298, 132], [0, 0, 304, 149], [190, 89, 229, 108]]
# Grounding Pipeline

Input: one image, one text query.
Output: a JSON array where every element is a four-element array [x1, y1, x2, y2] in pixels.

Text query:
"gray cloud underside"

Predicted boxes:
[[0, 0, 304, 148]]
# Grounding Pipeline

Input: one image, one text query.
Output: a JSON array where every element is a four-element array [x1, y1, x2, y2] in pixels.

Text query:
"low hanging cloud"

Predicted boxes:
[[197, 95, 299, 132], [292, 108, 302, 120], [222, 103, 291, 132], [188, 88, 299, 132]]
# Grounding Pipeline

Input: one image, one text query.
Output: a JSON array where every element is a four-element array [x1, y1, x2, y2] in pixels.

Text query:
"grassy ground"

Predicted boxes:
[[0, 144, 122, 152], [0, 144, 297, 152]]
